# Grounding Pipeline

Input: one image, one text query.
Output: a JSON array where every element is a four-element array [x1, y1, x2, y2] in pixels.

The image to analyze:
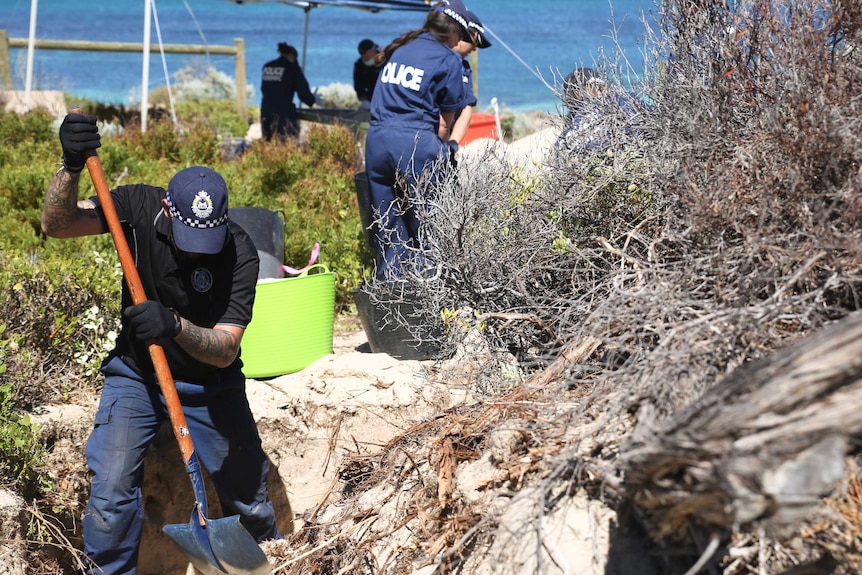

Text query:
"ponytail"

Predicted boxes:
[[376, 10, 463, 67]]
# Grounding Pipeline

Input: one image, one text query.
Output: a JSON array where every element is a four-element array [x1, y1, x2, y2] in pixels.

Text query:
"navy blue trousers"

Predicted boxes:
[[82, 355, 280, 574], [261, 112, 300, 142], [364, 127, 447, 279]]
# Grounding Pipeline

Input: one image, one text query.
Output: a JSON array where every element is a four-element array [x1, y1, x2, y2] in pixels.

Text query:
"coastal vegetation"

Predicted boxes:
[[1, 0, 862, 572], [0, 73, 550, 570], [303, 0, 862, 572], [0, 97, 373, 570]]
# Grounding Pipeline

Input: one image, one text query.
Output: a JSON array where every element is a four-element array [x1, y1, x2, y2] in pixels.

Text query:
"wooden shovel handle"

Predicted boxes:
[[80, 137, 196, 468]]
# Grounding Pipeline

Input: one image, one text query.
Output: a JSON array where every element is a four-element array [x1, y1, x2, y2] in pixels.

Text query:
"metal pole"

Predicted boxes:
[[142, 0, 152, 132], [301, 7, 310, 72], [25, 0, 38, 112]]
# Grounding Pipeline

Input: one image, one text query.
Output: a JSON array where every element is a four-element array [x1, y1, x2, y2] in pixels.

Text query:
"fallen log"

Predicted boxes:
[[621, 310, 862, 543]]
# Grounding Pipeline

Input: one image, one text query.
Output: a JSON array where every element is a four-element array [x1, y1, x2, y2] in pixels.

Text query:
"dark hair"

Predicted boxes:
[[277, 42, 297, 58], [377, 10, 462, 67], [563, 67, 605, 110], [358, 38, 376, 54]]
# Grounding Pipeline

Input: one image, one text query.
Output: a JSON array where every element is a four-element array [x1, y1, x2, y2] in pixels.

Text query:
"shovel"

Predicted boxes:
[[80, 136, 270, 575]]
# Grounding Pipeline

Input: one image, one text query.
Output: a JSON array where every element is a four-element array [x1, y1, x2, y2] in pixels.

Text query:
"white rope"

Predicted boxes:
[[482, 24, 557, 96], [149, 0, 178, 127], [182, 0, 211, 62]]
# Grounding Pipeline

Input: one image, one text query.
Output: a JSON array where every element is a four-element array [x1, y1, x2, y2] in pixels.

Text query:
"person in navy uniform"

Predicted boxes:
[[554, 66, 651, 159], [363, 0, 481, 280], [448, 10, 492, 146], [353, 38, 381, 111], [260, 42, 317, 142], [41, 113, 281, 574]]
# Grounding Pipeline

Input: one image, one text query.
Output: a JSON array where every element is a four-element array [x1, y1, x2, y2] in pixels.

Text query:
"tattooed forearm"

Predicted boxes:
[[175, 320, 241, 368], [41, 168, 100, 237]]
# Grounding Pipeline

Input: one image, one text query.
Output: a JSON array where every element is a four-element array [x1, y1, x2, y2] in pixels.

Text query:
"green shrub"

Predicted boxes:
[[0, 108, 55, 144], [109, 117, 222, 167], [0, 377, 50, 499], [306, 123, 359, 168], [0, 111, 63, 252], [0, 250, 121, 407], [0, 145, 58, 211], [174, 98, 251, 139], [496, 106, 551, 142]]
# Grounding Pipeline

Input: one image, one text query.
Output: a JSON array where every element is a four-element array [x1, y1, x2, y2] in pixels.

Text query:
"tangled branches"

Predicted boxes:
[[351, 0, 862, 572]]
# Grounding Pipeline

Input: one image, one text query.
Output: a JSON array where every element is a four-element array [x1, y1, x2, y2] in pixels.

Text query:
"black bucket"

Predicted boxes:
[[353, 286, 444, 361], [353, 171, 377, 252], [230, 207, 285, 280]]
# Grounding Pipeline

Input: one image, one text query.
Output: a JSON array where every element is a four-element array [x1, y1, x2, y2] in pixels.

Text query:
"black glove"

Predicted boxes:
[[445, 140, 459, 169], [123, 301, 182, 342], [59, 113, 101, 172]]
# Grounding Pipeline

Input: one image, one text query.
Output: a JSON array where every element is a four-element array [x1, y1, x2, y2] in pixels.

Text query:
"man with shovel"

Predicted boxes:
[[41, 113, 280, 574]]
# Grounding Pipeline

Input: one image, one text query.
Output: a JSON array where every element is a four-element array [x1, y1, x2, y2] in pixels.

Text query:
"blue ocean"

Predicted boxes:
[[0, 0, 658, 113]]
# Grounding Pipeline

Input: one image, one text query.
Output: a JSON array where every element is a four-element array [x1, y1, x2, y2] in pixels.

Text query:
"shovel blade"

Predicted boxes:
[[163, 515, 270, 575]]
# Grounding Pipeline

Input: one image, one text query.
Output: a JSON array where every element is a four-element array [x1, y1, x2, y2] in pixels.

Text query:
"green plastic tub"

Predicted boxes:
[[241, 264, 335, 378]]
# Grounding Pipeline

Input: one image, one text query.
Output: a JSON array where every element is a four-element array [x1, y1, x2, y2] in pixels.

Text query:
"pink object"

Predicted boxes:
[[282, 242, 320, 275]]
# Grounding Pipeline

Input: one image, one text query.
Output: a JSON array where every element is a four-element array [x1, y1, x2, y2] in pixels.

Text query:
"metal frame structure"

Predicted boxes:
[[228, 0, 432, 69]]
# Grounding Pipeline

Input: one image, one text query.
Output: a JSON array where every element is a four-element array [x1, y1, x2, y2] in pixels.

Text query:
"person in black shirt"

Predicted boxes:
[[260, 42, 317, 141], [41, 113, 281, 575], [353, 38, 380, 111]]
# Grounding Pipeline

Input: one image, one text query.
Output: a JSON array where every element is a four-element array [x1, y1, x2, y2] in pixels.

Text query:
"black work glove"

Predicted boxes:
[[59, 113, 101, 173], [445, 140, 459, 169], [123, 301, 182, 342]]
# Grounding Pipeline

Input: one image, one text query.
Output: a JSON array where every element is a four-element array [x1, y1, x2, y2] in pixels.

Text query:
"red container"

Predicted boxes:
[[461, 112, 499, 145]]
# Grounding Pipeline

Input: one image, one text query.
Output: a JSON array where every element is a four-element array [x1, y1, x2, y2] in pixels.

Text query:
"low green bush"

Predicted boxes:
[[173, 98, 252, 139], [0, 108, 56, 144], [0, 377, 51, 500], [0, 250, 121, 406]]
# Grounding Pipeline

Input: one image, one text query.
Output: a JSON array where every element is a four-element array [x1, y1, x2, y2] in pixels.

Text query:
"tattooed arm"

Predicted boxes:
[[174, 322, 244, 368], [41, 167, 105, 238]]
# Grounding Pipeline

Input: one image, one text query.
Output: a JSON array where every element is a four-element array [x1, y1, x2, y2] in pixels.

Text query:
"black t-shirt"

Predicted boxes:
[[91, 184, 260, 385], [353, 58, 380, 102]]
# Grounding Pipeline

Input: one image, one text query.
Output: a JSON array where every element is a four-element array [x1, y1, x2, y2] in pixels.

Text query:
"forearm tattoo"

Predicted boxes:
[[42, 168, 99, 234], [175, 320, 240, 368]]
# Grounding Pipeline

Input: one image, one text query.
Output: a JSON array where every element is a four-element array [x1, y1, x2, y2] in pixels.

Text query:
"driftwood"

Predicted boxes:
[[622, 310, 862, 543]]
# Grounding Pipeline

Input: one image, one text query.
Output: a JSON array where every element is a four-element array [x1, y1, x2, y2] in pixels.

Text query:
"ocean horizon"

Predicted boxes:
[[1, 0, 658, 114]]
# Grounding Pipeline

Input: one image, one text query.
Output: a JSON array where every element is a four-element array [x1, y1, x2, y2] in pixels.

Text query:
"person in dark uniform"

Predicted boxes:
[[553, 66, 651, 159], [448, 9, 493, 145], [353, 38, 380, 111], [260, 42, 317, 142], [41, 113, 281, 575], [363, 0, 479, 279]]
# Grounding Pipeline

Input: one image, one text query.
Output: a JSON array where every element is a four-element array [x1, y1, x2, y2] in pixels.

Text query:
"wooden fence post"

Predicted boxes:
[[0, 31, 247, 118], [0, 30, 12, 91], [234, 38, 247, 125]]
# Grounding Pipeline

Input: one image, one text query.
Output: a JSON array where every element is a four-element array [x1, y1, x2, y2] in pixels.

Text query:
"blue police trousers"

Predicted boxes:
[[364, 126, 446, 279], [83, 355, 280, 574]]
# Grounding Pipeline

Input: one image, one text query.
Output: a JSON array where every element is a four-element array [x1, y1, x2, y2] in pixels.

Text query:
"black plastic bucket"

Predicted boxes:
[[353, 171, 377, 252], [353, 286, 444, 361], [230, 207, 285, 279]]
